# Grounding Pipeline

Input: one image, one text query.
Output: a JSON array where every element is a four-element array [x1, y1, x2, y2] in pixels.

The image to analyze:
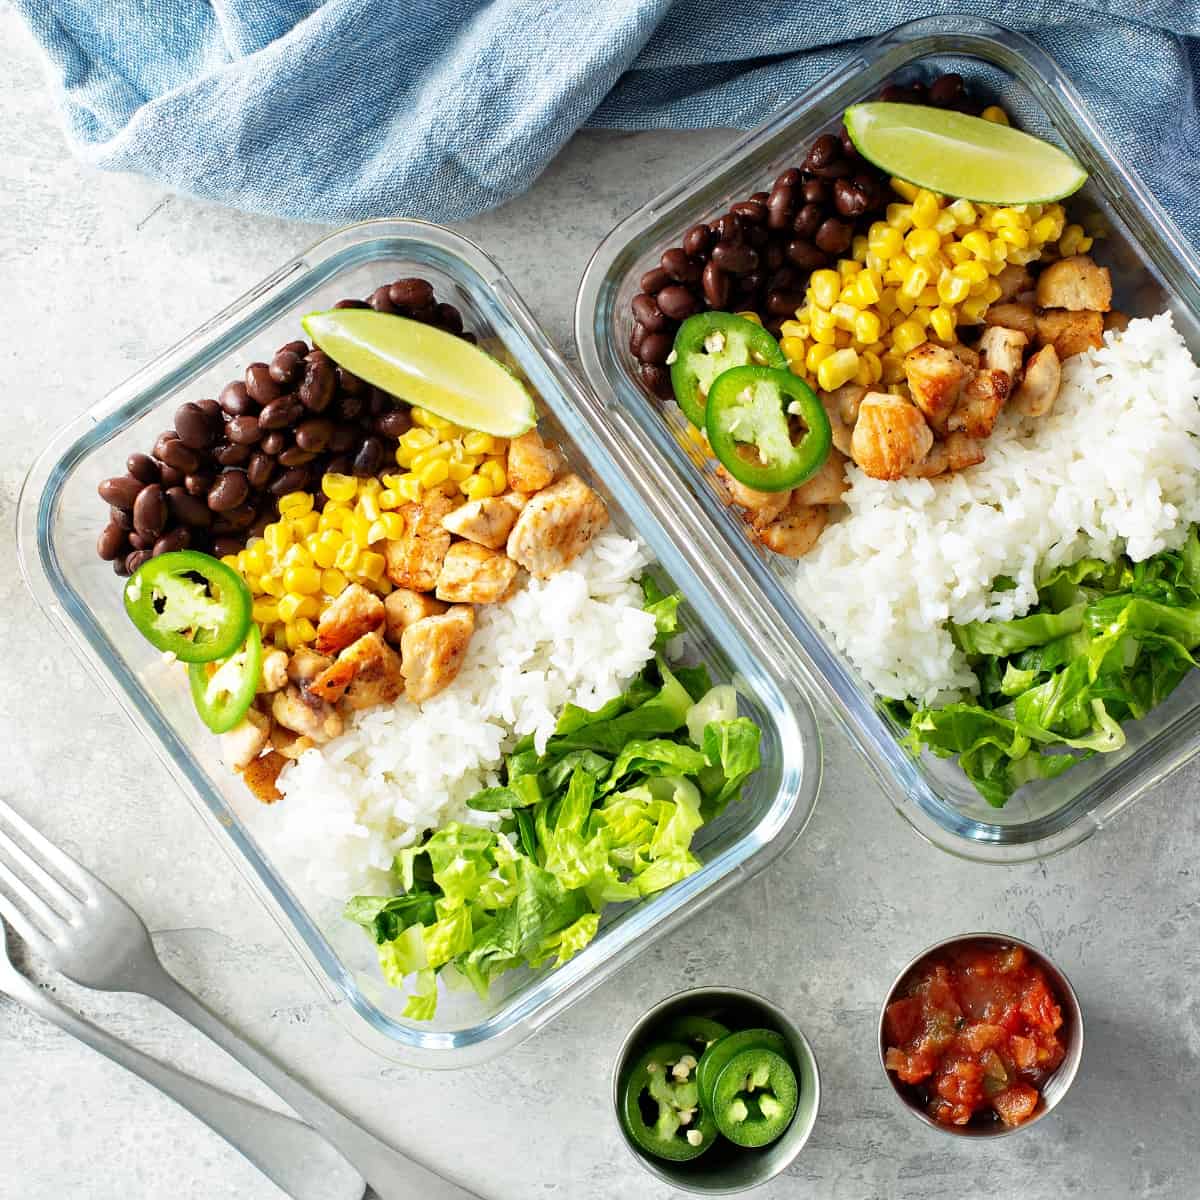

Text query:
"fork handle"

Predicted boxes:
[[4, 972, 364, 1200], [143, 965, 482, 1200]]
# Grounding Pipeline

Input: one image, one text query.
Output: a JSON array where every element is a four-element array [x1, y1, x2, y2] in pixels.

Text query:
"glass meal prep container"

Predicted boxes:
[[17, 220, 820, 1068], [576, 15, 1200, 864]]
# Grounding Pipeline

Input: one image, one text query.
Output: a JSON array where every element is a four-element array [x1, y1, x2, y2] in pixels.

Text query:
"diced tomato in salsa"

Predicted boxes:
[[883, 941, 1069, 1128]]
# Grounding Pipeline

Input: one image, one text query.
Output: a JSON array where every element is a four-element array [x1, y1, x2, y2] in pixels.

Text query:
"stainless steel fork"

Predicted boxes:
[[0, 797, 482, 1200]]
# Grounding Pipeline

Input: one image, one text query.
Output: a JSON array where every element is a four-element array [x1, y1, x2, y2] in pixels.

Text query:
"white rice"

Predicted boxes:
[[256, 529, 659, 900], [792, 314, 1200, 704]]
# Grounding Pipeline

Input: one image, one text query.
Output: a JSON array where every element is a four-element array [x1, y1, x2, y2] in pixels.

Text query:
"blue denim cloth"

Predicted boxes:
[[14, 1, 1200, 240]]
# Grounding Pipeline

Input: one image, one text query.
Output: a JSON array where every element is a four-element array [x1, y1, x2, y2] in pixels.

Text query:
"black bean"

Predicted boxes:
[[374, 409, 411, 439], [389, 278, 435, 309], [631, 293, 669, 332], [774, 167, 802, 190], [793, 203, 823, 239], [766, 289, 806, 317], [640, 267, 671, 294], [128, 532, 151, 552], [711, 242, 759, 275], [212, 442, 251, 467], [244, 363, 280, 404], [407, 303, 438, 324], [682, 224, 711, 258], [834, 178, 871, 219], [929, 73, 964, 107], [657, 285, 699, 322], [880, 83, 908, 103], [336, 365, 365, 396], [110, 505, 133, 531], [731, 199, 767, 224], [269, 350, 302, 385], [839, 125, 858, 160], [269, 467, 310, 496], [260, 431, 287, 457], [630, 322, 648, 357], [278, 445, 317, 468], [702, 261, 730, 308], [295, 418, 334, 453], [113, 558, 131, 577], [803, 133, 840, 171], [768, 266, 800, 292], [126, 453, 160, 484], [638, 331, 673, 366], [219, 380, 256, 416], [764, 243, 785, 272], [330, 425, 358, 453], [435, 303, 464, 334], [802, 178, 829, 206], [159, 465, 185, 487], [184, 472, 212, 497], [661, 248, 702, 284], [98, 475, 145, 510], [369, 286, 397, 313], [212, 536, 246, 558], [810, 160, 852, 180], [325, 455, 353, 477], [133, 484, 166, 538], [227, 414, 262, 445], [153, 528, 191, 556], [815, 217, 853, 255], [767, 184, 795, 231], [125, 550, 150, 575], [745, 224, 768, 249], [713, 213, 744, 244], [785, 239, 827, 269], [247, 453, 274, 489], [208, 470, 250, 512], [639, 363, 674, 399], [738, 270, 766, 297], [223, 503, 257, 530], [352, 437, 384, 477], [299, 358, 335, 412], [97, 522, 127, 561], [166, 487, 212, 527]]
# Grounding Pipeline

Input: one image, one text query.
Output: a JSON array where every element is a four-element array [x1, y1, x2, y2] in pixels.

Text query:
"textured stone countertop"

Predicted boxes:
[[3, 11, 1197, 1199]]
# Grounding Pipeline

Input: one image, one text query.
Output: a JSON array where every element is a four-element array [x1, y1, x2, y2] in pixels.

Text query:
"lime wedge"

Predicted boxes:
[[302, 310, 537, 437], [843, 102, 1087, 205]]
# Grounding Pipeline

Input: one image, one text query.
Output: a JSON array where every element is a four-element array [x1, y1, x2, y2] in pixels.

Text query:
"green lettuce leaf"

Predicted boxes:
[[953, 604, 1085, 657], [685, 685, 738, 748]]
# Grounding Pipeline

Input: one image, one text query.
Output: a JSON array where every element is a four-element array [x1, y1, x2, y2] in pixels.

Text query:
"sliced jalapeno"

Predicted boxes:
[[123, 550, 252, 663], [188, 624, 262, 733], [711, 1048, 799, 1148], [697, 1027, 791, 1115], [705, 365, 831, 493], [670, 313, 787, 427], [661, 1015, 730, 1060], [619, 1040, 718, 1162]]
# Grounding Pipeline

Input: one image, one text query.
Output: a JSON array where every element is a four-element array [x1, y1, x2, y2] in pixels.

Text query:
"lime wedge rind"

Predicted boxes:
[[302, 310, 537, 438], [843, 102, 1088, 206]]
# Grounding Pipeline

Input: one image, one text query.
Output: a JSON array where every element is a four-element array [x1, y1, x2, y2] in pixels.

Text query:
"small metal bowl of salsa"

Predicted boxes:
[[878, 932, 1083, 1137]]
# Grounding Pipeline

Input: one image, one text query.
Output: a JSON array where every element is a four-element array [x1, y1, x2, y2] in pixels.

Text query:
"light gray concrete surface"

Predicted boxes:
[[2, 9, 1198, 1199]]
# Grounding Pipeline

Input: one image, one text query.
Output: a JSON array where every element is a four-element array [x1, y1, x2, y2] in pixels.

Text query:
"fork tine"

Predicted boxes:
[[0, 825, 83, 918], [0, 797, 94, 902], [0, 865, 61, 957]]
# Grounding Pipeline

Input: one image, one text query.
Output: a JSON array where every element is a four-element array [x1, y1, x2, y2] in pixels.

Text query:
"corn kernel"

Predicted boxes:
[[981, 105, 1010, 125], [810, 270, 841, 309], [1076, 235, 1094, 253], [252, 599, 279, 625], [335, 542, 361, 572], [399, 427, 436, 453], [220, 554, 240, 570], [445, 460, 473, 482], [937, 270, 971, 304], [462, 475, 497, 501], [395, 474, 422, 502], [816, 348, 859, 392], [806, 343, 836, 373], [479, 460, 507, 492], [417, 458, 450, 487], [278, 492, 313, 517], [259, 572, 285, 597], [886, 203, 914, 232], [829, 301, 856, 331], [461, 431, 494, 456], [273, 625, 288, 650], [810, 309, 838, 345], [357, 551, 386, 582], [981, 279, 1004, 305], [945, 241, 973, 265], [933, 209, 958, 238], [837, 258, 861, 281], [282, 543, 314, 570], [862, 350, 883, 383], [892, 319, 927, 355], [904, 228, 941, 259], [283, 565, 322, 595], [264, 522, 291, 556], [322, 473, 357, 503], [355, 492, 379, 523], [780, 336, 806, 362], [853, 310, 882, 344], [900, 264, 930, 301], [962, 230, 992, 259], [880, 353, 906, 384], [1059, 223, 1086, 255], [851, 235, 869, 263], [277, 593, 305, 622], [960, 296, 991, 324], [878, 288, 899, 317], [930, 306, 957, 341], [952, 260, 990, 286], [321, 568, 348, 597], [312, 531, 342, 569], [890, 177, 920, 202], [948, 198, 977, 227], [1031, 215, 1058, 244], [295, 512, 319, 537], [911, 190, 940, 229], [735, 310, 762, 325]]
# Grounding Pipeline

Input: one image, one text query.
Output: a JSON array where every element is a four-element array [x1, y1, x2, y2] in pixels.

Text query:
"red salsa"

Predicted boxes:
[[883, 941, 1067, 1128]]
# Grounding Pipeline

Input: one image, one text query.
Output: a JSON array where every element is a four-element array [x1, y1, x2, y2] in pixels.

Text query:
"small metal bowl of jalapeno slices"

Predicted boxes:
[[612, 986, 820, 1194]]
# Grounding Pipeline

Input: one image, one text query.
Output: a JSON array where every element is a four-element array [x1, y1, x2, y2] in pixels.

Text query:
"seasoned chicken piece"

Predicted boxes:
[[1011, 344, 1062, 418], [383, 588, 447, 645], [309, 630, 404, 710], [949, 343, 981, 370], [240, 750, 288, 804], [436, 542, 520, 604], [792, 448, 848, 506], [313, 582, 385, 656], [257, 648, 289, 693], [978, 325, 1028, 380], [756, 502, 828, 558], [506, 430, 563, 494], [271, 684, 343, 744], [850, 393, 934, 480], [818, 391, 853, 457], [995, 263, 1034, 303], [384, 491, 455, 591], [1104, 310, 1131, 335], [287, 646, 332, 686], [506, 473, 609, 579], [716, 464, 791, 527], [905, 343, 968, 434], [270, 724, 315, 761], [441, 495, 522, 549], [401, 605, 475, 703], [1035, 309, 1104, 360], [905, 432, 986, 478], [1035, 255, 1112, 312], [984, 301, 1038, 341], [947, 368, 1011, 439], [221, 708, 270, 770]]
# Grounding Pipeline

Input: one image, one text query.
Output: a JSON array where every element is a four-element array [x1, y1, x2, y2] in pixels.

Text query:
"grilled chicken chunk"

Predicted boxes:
[[1035, 309, 1104, 359], [239, 751, 288, 804], [271, 684, 343, 744], [1035, 255, 1112, 312], [401, 605, 475, 703], [287, 646, 333, 687], [1104, 311, 1131, 335], [850, 392, 934, 480], [757, 501, 828, 557], [947, 368, 1011, 440], [270, 724, 314, 760], [995, 263, 1034, 303], [791, 448, 849, 506], [436, 542, 520, 604], [441, 495, 522, 549], [221, 708, 270, 769], [313, 582, 385, 656], [383, 588, 447, 645], [308, 630, 404, 710], [384, 492, 455, 591], [983, 301, 1038, 341], [1011, 344, 1062, 417], [818, 393, 854, 457], [716, 465, 791, 526], [905, 343, 968, 434], [507, 430, 563, 493], [905, 432, 986, 478], [978, 325, 1028, 380], [506, 473, 609, 579], [950, 343, 981, 371], [257, 648, 289, 693]]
